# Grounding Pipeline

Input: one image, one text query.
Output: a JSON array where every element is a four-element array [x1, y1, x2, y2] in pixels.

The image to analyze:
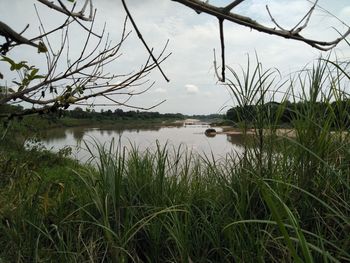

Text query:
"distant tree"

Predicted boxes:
[[114, 108, 124, 116], [74, 107, 83, 112], [105, 109, 113, 116]]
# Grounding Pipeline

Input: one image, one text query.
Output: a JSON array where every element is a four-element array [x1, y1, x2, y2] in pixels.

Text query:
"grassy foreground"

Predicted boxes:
[[0, 58, 350, 262]]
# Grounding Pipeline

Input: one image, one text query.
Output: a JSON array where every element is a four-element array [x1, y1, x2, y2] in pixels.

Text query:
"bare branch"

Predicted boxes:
[[223, 0, 246, 13], [171, 0, 350, 51], [219, 19, 225, 82], [266, 0, 319, 34], [213, 48, 222, 82], [0, 21, 47, 53], [36, 0, 93, 21], [265, 5, 287, 31], [291, 0, 318, 34], [121, 0, 170, 82]]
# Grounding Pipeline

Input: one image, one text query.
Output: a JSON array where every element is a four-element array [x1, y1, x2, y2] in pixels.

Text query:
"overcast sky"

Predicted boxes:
[[1, 0, 350, 114]]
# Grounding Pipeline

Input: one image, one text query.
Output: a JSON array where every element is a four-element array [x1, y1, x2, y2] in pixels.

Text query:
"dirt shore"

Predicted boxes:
[[215, 127, 296, 137], [216, 127, 348, 138]]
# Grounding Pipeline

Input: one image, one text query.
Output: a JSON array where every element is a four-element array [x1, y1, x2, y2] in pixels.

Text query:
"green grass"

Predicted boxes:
[[0, 57, 349, 262]]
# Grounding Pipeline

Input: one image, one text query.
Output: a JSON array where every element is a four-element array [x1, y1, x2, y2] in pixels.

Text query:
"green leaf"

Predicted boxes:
[[16, 61, 30, 70], [1, 56, 16, 71], [22, 78, 30, 87], [30, 68, 39, 77], [1, 56, 29, 71], [32, 75, 45, 80], [37, 42, 48, 53]]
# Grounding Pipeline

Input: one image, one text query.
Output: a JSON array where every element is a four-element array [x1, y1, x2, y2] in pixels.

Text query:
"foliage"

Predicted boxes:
[[227, 99, 350, 128], [64, 108, 184, 121]]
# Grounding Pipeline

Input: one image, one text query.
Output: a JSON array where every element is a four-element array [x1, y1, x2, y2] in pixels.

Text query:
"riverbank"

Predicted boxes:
[[215, 127, 349, 140], [217, 127, 296, 137]]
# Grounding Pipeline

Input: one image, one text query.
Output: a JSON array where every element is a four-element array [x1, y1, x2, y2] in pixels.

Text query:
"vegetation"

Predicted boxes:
[[226, 100, 350, 128], [1, 57, 350, 262], [0, 104, 185, 128], [68, 108, 184, 121]]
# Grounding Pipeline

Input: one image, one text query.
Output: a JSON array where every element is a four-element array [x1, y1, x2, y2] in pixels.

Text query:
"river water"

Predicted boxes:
[[39, 123, 246, 162]]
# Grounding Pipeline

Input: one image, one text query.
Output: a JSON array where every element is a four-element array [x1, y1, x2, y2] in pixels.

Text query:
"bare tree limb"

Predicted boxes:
[[223, 0, 246, 13], [0, 21, 47, 53], [213, 48, 222, 81], [219, 19, 225, 82], [55, 0, 101, 38], [120, 0, 170, 82], [37, 0, 93, 21], [265, 6, 287, 31], [171, 0, 350, 51], [291, 0, 318, 34]]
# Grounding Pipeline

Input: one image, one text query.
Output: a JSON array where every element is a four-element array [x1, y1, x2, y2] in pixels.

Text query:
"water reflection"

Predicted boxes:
[[226, 133, 246, 146], [39, 124, 246, 162], [72, 128, 85, 141]]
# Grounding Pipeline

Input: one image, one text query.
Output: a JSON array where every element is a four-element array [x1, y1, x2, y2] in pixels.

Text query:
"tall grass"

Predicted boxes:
[[0, 57, 350, 262]]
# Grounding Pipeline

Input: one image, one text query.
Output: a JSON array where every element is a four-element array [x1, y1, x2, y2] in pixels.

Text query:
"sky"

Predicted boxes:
[[1, 0, 350, 115]]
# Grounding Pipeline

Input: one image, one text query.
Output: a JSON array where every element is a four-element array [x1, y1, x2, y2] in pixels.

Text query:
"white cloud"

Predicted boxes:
[[154, 88, 167, 93], [185, 84, 199, 94]]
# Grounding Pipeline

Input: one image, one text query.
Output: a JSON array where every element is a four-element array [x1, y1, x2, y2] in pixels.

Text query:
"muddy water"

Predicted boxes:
[[39, 124, 245, 162]]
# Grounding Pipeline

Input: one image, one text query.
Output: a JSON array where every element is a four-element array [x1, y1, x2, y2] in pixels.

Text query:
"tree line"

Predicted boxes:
[[0, 104, 185, 122], [66, 107, 185, 121], [226, 100, 350, 128]]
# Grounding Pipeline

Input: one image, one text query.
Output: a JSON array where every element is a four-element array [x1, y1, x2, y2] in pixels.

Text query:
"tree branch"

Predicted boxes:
[[171, 0, 350, 51], [0, 21, 47, 53], [120, 0, 170, 82], [223, 0, 246, 13], [36, 0, 93, 21], [219, 19, 225, 82]]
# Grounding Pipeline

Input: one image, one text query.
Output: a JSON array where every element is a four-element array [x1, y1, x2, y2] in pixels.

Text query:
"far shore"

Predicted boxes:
[[211, 126, 348, 138], [215, 127, 295, 137]]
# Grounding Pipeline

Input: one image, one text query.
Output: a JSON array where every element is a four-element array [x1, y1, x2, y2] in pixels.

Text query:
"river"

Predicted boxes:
[[39, 123, 246, 162]]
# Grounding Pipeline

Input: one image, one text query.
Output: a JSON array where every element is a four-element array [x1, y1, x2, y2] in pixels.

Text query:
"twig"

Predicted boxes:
[[56, 0, 101, 38], [291, 0, 318, 34], [213, 48, 222, 81], [265, 5, 287, 31], [121, 0, 170, 82], [219, 18, 225, 82], [37, 0, 93, 21], [223, 0, 245, 13]]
